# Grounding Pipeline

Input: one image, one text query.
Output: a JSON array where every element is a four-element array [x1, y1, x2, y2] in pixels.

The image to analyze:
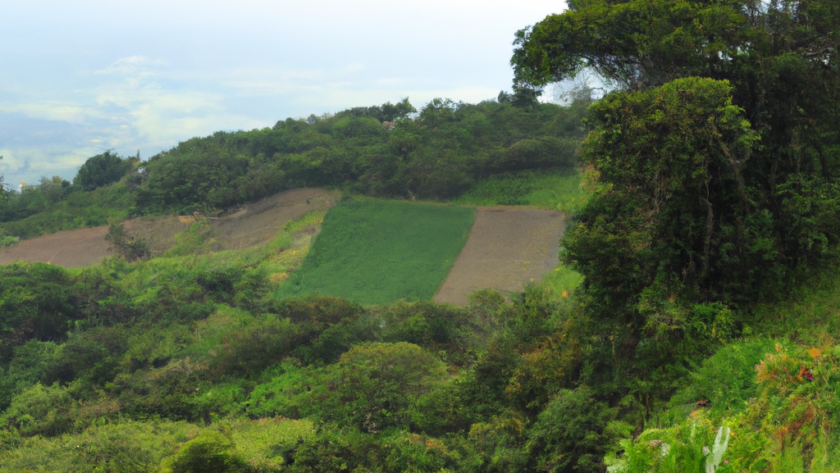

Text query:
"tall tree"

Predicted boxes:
[[0, 156, 7, 211], [513, 0, 840, 308], [73, 151, 134, 192]]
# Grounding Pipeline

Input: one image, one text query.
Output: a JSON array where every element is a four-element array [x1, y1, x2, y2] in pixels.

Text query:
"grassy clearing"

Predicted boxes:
[[534, 263, 585, 300], [277, 200, 475, 305], [450, 169, 590, 213], [748, 266, 840, 346], [0, 417, 313, 472]]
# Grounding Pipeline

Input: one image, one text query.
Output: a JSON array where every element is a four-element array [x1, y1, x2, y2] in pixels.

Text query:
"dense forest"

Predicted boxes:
[[1, 0, 839, 471]]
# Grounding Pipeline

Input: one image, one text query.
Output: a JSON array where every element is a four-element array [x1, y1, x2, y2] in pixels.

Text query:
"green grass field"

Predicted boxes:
[[277, 200, 475, 305], [450, 169, 590, 213]]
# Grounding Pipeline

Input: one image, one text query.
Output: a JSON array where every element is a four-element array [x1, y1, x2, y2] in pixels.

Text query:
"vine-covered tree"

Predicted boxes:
[[514, 0, 840, 308]]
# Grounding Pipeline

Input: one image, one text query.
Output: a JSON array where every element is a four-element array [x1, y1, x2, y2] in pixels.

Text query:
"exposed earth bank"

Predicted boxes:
[[434, 207, 565, 305], [0, 188, 337, 267]]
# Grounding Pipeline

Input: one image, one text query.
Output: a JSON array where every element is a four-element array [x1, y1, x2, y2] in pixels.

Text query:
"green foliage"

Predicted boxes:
[[135, 98, 585, 213], [0, 181, 133, 239], [334, 97, 417, 122], [605, 421, 727, 473], [278, 200, 474, 305], [1, 382, 75, 437], [666, 339, 785, 421], [566, 78, 759, 312], [105, 222, 149, 262], [613, 341, 840, 472], [73, 151, 135, 192], [0, 263, 79, 359], [317, 342, 449, 432], [165, 430, 250, 473], [0, 0, 839, 470], [287, 426, 464, 473], [527, 386, 633, 473], [0, 421, 202, 473], [0, 227, 16, 247], [450, 168, 590, 212], [164, 217, 213, 257], [507, 1, 840, 468], [0, 97, 585, 241], [0, 418, 314, 473]]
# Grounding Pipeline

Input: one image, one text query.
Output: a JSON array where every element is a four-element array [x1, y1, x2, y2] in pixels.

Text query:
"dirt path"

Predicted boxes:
[[434, 207, 565, 306], [0, 188, 337, 268]]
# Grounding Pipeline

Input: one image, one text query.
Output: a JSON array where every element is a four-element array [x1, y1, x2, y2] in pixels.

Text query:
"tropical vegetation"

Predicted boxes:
[[0, 0, 839, 471]]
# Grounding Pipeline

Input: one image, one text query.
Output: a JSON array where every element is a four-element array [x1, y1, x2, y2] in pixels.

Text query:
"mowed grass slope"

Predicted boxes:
[[277, 200, 475, 305]]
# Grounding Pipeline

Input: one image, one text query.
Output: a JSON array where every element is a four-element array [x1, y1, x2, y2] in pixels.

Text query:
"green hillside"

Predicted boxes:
[[1, 0, 839, 470], [278, 200, 474, 305], [0, 97, 587, 240]]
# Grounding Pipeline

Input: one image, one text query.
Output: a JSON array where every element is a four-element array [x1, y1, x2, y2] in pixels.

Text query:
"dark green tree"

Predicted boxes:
[[0, 156, 7, 208], [509, 1, 840, 464], [73, 151, 134, 191], [513, 0, 840, 306], [338, 98, 417, 122]]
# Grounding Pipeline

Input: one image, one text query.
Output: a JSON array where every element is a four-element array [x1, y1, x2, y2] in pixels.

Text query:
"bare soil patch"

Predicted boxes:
[[0, 226, 111, 268], [434, 207, 566, 306], [0, 188, 337, 268]]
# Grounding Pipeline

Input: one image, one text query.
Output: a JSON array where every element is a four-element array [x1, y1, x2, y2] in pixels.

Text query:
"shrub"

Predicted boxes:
[[316, 342, 449, 432], [525, 386, 633, 473], [164, 430, 250, 473], [105, 222, 150, 262], [1, 382, 75, 437]]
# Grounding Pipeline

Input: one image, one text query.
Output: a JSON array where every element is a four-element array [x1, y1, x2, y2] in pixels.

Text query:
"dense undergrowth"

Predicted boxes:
[[1, 0, 839, 469], [449, 168, 589, 213], [5, 204, 840, 471]]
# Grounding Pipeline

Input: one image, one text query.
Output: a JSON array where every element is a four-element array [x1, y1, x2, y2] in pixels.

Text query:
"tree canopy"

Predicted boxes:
[[134, 98, 586, 214], [515, 0, 840, 309], [73, 151, 135, 192]]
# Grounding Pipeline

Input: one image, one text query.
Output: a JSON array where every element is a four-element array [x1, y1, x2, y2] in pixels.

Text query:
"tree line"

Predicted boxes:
[[0, 96, 588, 239]]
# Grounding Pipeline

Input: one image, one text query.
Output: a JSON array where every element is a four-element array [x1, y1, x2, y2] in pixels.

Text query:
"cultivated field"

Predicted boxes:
[[434, 207, 566, 305], [0, 188, 336, 267], [278, 200, 474, 305]]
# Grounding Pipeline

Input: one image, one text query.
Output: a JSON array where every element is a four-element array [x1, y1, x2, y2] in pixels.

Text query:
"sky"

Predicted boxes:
[[0, 0, 566, 188]]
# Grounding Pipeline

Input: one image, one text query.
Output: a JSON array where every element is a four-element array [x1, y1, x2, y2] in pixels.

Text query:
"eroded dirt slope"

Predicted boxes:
[[0, 188, 337, 268]]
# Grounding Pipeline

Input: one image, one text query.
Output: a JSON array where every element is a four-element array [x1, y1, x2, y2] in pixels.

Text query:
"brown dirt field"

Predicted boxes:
[[0, 226, 111, 268], [434, 207, 566, 306], [0, 188, 338, 268]]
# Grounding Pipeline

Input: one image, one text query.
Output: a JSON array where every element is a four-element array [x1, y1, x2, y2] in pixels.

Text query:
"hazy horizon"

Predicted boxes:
[[0, 0, 565, 187]]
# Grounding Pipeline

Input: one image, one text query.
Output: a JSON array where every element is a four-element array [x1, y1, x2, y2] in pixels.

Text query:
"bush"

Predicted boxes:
[[665, 339, 783, 421], [1, 382, 75, 437], [316, 342, 449, 432], [164, 430, 250, 473], [525, 386, 633, 473], [105, 222, 150, 262]]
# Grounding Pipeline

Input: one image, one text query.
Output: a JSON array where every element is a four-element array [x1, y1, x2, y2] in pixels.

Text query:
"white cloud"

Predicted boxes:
[[0, 102, 100, 124], [0, 146, 97, 185], [94, 55, 162, 75]]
